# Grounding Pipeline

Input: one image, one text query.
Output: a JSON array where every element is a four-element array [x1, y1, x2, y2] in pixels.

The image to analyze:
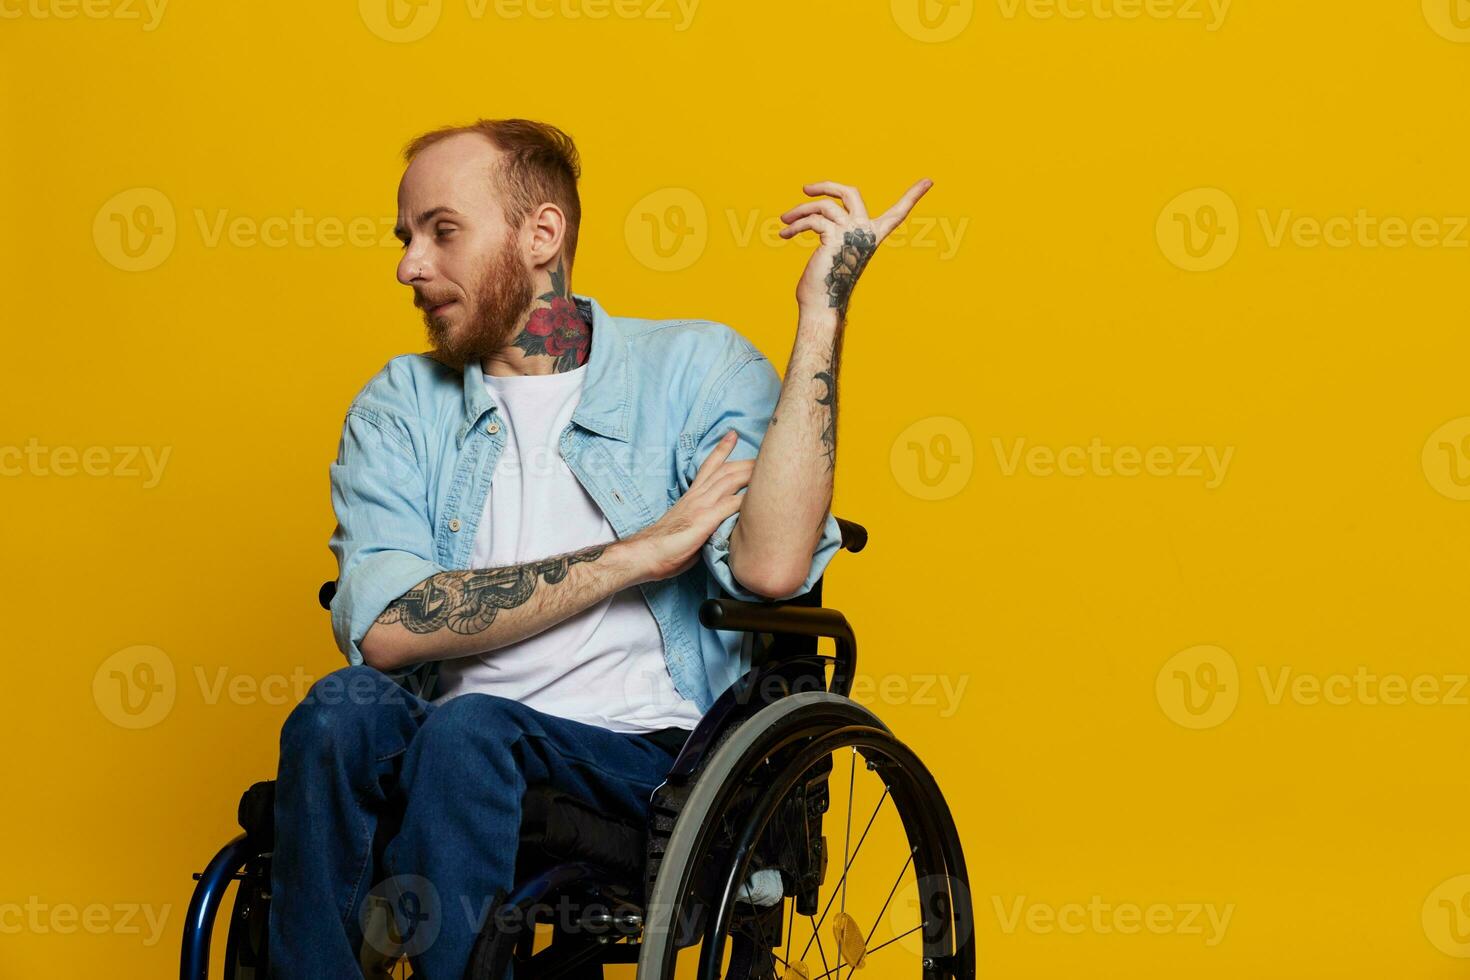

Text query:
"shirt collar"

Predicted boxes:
[[455, 293, 628, 448]]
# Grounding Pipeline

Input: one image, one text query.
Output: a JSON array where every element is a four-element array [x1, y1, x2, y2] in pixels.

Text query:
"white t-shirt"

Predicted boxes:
[[432, 362, 705, 734]]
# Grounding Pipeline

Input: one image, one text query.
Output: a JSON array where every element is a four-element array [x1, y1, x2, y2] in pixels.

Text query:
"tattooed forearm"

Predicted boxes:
[[812, 328, 844, 473], [375, 545, 606, 636], [823, 228, 877, 319]]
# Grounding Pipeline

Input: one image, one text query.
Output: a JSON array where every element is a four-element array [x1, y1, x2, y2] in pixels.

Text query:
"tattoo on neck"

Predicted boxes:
[[515, 256, 590, 372], [824, 228, 877, 319], [374, 545, 606, 635]]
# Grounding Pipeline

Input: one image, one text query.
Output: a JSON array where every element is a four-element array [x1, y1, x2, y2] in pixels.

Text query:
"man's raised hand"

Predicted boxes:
[[779, 178, 934, 319]]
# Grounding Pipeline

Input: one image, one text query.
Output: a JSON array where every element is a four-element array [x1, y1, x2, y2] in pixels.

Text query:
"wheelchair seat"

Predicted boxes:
[[232, 778, 649, 890], [513, 784, 647, 885]]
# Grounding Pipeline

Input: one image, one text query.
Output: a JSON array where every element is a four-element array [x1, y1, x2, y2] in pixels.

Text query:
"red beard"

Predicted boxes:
[[424, 230, 534, 368]]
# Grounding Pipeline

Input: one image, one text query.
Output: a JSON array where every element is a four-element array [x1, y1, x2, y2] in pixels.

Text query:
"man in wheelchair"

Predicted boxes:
[[185, 119, 970, 979]]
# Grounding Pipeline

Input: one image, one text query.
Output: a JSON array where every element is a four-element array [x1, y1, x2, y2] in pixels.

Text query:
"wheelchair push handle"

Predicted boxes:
[[698, 598, 857, 695]]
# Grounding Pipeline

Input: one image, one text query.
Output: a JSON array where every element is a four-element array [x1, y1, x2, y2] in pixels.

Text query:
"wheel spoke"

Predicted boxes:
[[798, 783, 890, 960], [784, 891, 795, 964], [850, 848, 916, 979], [863, 923, 927, 958], [805, 923, 926, 980], [864, 847, 916, 948], [842, 746, 855, 917], [806, 913, 832, 978]]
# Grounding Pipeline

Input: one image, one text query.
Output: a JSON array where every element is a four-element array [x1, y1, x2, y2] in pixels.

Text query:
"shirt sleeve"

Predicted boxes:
[[327, 405, 444, 667], [681, 350, 845, 603]]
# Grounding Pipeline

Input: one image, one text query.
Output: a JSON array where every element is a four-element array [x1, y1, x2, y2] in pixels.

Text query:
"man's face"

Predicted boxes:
[[395, 133, 534, 366]]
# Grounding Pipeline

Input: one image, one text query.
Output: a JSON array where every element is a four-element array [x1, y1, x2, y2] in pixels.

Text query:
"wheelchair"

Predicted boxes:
[[181, 517, 974, 979]]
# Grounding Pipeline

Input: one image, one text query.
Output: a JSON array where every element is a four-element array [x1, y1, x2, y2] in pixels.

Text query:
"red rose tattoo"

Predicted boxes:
[[513, 257, 590, 371]]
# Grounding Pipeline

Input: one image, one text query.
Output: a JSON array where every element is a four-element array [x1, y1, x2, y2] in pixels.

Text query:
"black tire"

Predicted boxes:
[[636, 692, 973, 979]]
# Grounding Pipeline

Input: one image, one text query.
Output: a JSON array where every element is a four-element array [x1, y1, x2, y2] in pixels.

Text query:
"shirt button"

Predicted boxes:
[[487, 422, 500, 434], [448, 519, 461, 532]]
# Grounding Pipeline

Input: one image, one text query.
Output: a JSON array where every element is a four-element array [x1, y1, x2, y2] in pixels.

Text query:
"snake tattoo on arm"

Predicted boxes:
[[374, 545, 606, 635]]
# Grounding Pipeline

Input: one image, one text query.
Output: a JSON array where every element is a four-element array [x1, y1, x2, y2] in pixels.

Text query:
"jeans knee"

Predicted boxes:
[[411, 693, 527, 774], [280, 664, 410, 766]]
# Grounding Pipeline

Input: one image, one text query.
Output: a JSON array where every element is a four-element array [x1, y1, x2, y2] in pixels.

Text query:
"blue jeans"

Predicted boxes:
[[269, 664, 685, 979]]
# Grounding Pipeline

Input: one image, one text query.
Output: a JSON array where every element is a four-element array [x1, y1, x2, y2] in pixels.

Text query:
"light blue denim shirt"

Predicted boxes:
[[327, 294, 844, 713]]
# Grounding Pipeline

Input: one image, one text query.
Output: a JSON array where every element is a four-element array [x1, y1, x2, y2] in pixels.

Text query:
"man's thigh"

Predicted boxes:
[[407, 693, 681, 822]]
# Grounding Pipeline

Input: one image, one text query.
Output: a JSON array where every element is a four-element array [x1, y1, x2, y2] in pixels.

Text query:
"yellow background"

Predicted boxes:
[[3, 0, 1469, 975]]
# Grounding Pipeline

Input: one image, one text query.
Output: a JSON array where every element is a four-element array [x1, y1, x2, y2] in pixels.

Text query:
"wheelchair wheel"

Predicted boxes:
[[638, 691, 973, 979], [221, 856, 270, 979]]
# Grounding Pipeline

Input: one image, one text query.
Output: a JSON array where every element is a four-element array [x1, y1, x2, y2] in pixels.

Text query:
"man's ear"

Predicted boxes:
[[526, 201, 564, 268]]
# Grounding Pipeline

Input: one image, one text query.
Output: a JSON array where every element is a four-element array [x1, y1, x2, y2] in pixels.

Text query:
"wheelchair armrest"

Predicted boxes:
[[835, 516, 867, 553], [698, 598, 856, 696], [237, 780, 276, 853]]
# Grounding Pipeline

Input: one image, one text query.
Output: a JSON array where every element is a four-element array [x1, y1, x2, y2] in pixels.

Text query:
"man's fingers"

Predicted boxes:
[[781, 199, 847, 225], [716, 490, 747, 520], [691, 442, 754, 494], [875, 178, 934, 239], [691, 430, 739, 486], [803, 181, 868, 221], [778, 214, 834, 241], [711, 466, 754, 497], [693, 461, 754, 500]]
